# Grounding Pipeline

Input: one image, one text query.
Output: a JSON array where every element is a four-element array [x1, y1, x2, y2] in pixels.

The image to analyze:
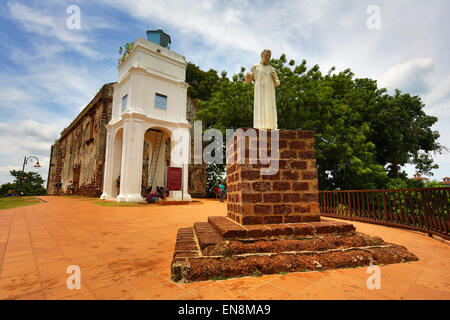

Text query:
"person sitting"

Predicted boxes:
[[146, 187, 158, 204], [156, 187, 165, 200]]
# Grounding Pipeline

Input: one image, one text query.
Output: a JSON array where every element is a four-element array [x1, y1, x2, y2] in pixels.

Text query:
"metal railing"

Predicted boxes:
[[319, 188, 449, 240]]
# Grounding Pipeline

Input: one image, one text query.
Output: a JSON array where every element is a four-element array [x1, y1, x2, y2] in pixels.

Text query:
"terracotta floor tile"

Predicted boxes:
[[189, 283, 241, 300], [14, 290, 44, 300], [60, 291, 96, 300], [44, 284, 92, 300], [246, 282, 292, 300], [292, 282, 351, 300], [83, 273, 124, 290], [352, 286, 406, 300], [141, 282, 187, 300], [91, 280, 139, 300], [0, 275, 42, 300], [403, 284, 450, 300], [220, 277, 265, 293], [265, 275, 313, 294], [128, 274, 172, 290]]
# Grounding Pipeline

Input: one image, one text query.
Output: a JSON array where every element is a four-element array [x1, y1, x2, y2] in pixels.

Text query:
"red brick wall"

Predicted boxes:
[[226, 129, 320, 225]]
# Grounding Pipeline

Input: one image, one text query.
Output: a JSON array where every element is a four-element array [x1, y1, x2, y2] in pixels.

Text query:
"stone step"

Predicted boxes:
[[208, 216, 355, 239], [172, 228, 201, 261], [193, 222, 225, 250], [172, 243, 418, 282]]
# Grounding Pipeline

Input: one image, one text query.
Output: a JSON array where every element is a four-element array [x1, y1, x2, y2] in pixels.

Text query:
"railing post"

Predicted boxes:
[[347, 191, 352, 217], [420, 190, 433, 237], [382, 189, 387, 221]]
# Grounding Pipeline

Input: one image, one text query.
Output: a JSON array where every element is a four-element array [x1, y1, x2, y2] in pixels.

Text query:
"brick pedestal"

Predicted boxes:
[[171, 128, 418, 282], [226, 129, 320, 225]]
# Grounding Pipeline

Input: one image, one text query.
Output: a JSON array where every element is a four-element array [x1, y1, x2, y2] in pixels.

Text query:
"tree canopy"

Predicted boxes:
[[188, 55, 443, 191], [0, 170, 46, 197]]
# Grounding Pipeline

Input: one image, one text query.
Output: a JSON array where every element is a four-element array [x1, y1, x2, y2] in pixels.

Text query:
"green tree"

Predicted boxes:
[[0, 170, 46, 197], [186, 62, 220, 101], [369, 90, 442, 178]]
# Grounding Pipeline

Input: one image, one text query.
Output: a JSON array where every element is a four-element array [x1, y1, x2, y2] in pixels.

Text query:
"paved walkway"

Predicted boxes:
[[0, 196, 448, 300]]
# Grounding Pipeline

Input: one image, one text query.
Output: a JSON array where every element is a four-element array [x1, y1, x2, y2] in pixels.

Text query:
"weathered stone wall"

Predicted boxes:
[[186, 97, 207, 198], [47, 83, 114, 196]]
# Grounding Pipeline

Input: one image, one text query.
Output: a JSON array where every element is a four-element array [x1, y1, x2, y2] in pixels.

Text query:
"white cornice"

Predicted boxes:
[[117, 66, 189, 88]]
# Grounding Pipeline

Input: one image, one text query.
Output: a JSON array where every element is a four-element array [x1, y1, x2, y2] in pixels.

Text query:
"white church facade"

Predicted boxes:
[[100, 30, 192, 202]]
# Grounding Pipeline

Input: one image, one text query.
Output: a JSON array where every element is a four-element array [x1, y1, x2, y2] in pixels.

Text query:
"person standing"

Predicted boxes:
[[116, 176, 121, 195], [67, 181, 72, 195], [218, 182, 226, 203]]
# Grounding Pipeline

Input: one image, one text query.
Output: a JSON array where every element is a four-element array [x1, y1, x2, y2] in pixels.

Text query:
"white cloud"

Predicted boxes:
[[378, 58, 434, 94], [0, 119, 61, 141], [8, 1, 102, 59]]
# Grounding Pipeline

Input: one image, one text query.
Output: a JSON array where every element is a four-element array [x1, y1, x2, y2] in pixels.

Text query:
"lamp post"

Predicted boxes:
[[19, 156, 41, 196]]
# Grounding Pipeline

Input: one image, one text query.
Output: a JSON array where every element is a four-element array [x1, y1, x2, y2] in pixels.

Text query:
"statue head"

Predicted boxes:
[[260, 49, 271, 65]]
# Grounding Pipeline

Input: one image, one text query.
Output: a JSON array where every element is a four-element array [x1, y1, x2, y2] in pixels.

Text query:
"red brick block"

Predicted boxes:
[[302, 193, 319, 202], [282, 193, 302, 203], [242, 193, 262, 203], [279, 140, 288, 148], [241, 215, 265, 225], [279, 130, 297, 139], [298, 151, 316, 159], [253, 205, 272, 214], [282, 170, 299, 180], [280, 150, 297, 159], [263, 193, 281, 203], [274, 205, 292, 214], [264, 215, 283, 224], [293, 204, 311, 213], [241, 170, 260, 180], [302, 171, 317, 180], [273, 182, 291, 191], [261, 171, 281, 180], [291, 161, 307, 170], [289, 141, 306, 150], [293, 182, 309, 191], [252, 182, 271, 192], [238, 182, 251, 192]]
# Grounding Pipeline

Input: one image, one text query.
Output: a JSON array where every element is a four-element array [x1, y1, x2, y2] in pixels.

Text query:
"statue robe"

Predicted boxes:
[[248, 63, 280, 129]]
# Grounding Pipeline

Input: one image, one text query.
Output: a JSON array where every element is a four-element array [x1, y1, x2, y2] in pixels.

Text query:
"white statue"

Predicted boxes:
[[246, 49, 280, 129]]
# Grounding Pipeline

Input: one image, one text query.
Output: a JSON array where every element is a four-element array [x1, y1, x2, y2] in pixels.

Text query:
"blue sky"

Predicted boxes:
[[0, 0, 449, 185]]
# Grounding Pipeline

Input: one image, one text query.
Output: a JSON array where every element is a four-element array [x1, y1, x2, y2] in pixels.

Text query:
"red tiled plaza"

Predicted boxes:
[[0, 197, 449, 300]]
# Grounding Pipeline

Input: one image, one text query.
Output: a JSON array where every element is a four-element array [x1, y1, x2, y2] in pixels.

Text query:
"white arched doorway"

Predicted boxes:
[[142, 127, 171, 195], [112, 128, 123, 197]]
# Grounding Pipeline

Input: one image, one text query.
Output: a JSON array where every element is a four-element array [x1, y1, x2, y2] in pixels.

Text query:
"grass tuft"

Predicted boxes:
[[0, 197, 42, 210]]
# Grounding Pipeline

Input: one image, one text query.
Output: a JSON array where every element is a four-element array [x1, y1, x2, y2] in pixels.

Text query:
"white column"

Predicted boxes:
[[116, 114, 145, 202], [169, 126, 192, 201], [100, 128, 113, 200]]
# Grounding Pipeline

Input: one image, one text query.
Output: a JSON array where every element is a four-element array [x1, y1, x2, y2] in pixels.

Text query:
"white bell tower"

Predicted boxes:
[[100, 30, 191, 202]]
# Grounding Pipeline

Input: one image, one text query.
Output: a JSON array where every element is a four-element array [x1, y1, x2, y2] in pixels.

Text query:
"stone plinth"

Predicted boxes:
[[226, 129, 320, 225]]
